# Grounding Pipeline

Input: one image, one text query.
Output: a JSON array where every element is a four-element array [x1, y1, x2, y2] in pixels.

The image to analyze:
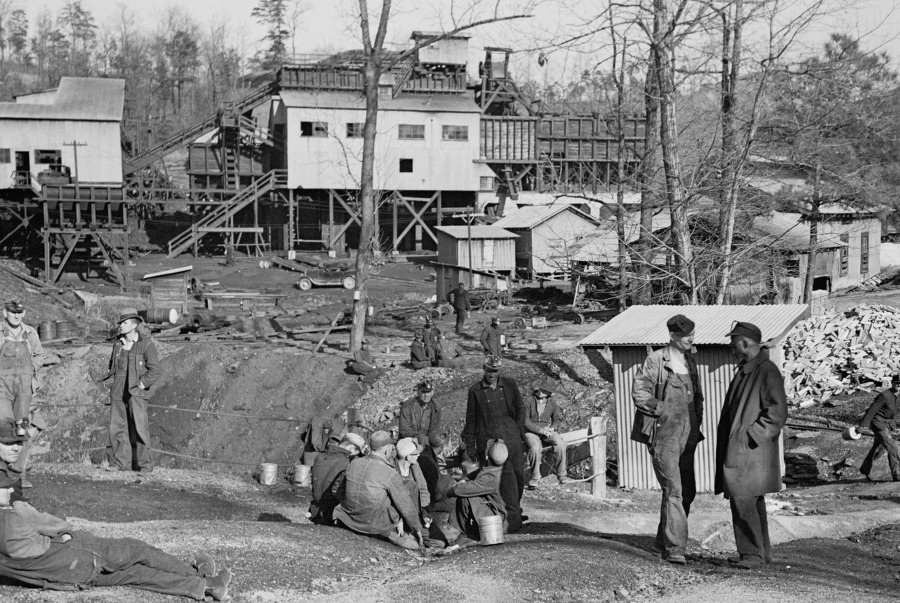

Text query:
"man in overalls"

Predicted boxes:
[[631, 314, 704, 565], [102, 309, 161, 474], [0, 300, 46, 487]]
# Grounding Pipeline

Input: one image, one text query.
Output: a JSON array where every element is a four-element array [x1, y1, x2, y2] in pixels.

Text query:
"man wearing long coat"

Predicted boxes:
[[715, 321, 787, 569]]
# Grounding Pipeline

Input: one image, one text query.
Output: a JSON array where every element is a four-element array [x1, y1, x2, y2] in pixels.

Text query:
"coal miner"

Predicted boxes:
[[716, 321, 787, 569], [101, 308, 161, 474], [631, 314, 704, 565], [524, 377, 569, 490], [448, 438, 509, 543], [348, 339, 385, 382], [307, 432, 368, 525], [447, 282, 472, 333], [409, 333, 431, 369], [479, 317, 504, 358], [0, 300, 47, 486], [462, 355, 527, 532], [858, 375, 900, 482], [399, 380, 442, 446]]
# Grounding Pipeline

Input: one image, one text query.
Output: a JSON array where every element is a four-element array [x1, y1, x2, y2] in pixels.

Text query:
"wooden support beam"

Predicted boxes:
[[590, 416, 607, 499], [94, 233, 126, 290], [52, 233, 83, 284], [393, 191, 438, 248], [313, 312, 344, 355]]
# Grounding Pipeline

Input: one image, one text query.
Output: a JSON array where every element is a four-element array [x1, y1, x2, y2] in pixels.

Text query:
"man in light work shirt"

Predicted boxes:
[[399, 381, 442, 446]]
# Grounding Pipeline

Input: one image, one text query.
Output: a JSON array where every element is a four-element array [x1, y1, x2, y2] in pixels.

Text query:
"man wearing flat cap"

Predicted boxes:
[[631, 314, 704, 565], [0, 300, 47, 484], [716, 321, 787, 569], [399, 381, 442, 446], [101, 308, 161, 474], [462, 355, 527, 532], [524, 378, 568, 489], [308, 432, 368, 525]]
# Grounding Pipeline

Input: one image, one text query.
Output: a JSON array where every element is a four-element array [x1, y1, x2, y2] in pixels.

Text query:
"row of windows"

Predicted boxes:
[[838, 232, 870, 276], [0, 149, 61, 164], [300, 121, 468, 141]]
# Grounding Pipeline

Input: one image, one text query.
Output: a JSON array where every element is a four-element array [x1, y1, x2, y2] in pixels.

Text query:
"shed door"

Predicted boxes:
[[483, 240, 494, 267]]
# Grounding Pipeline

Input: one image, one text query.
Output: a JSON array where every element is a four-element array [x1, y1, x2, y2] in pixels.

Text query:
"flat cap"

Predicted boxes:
[[368, 430, 395, 450], [483, 355, 502, 372], [428, 431, 448, 448], [535, 377, 558, 395], [340, 432, 367, 450], [666, 314, 695, 336], [4, 300, 25, 313], [726, 321, 762, 343], [396, 437, 424, 459]]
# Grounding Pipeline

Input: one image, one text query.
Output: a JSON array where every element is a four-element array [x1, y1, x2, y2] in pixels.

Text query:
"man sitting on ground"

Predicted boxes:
[[0, 421, 232, 600], [333, 431, 424, 550], [448, 439, 509, 543], [395, 438, 432, 529], [308, 432, 368, 525], [524, 378, 569, 489], [349, 339, 385, 383], [435, 332, 465, 368], [399, 381, 442, 446], [409, 333, 431, 369]]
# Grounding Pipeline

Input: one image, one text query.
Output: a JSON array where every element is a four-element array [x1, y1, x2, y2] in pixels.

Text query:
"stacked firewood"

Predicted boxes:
[[782, 304, 900, 403]]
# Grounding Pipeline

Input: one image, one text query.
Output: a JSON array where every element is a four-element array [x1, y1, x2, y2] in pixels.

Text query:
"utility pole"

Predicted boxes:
[[63, 140, 87, 195], [452, 209, 483, 287]]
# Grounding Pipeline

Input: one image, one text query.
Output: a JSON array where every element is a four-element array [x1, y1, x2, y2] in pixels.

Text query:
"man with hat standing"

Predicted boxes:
[[480, 317, 504, 358], [0, 300, 47, 484], [524, 377, 568, 489], [462, 355, 527, 532], [858, 375, 900, 482], [101, 308, 161, 474], [716, 321, 787, 569], [447, 282, 472, 333], [399, 381, 442, 447], [631, 314, 704, 565]]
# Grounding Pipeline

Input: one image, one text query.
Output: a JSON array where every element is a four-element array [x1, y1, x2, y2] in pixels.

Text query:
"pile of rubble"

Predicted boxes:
[[782, 304, 900, 404]]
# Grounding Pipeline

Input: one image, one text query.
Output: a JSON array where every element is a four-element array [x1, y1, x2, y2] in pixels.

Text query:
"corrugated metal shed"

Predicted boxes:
[[581, 304, 809, 492], [280, 90, 480, 113], [0, 77, 124, 121], [494, 204, 600, 230], [435, 225, 518, 239], [580, 304, 811, 347]]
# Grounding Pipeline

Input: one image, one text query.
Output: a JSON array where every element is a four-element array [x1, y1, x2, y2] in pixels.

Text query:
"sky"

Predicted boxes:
[[21, 0, 900, 76]]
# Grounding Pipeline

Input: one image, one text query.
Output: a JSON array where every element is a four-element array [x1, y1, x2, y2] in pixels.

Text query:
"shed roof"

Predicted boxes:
[[280, 90, 480, 113], [751, 212, 847, 251], [580, 304, 809, 347], [435, 225, 518, 239], [0, 77, 124, 121], [493, 204, 601, 230]]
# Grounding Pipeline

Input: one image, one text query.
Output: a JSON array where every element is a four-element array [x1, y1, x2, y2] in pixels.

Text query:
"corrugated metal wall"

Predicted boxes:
[[613, 345, 785, 492]]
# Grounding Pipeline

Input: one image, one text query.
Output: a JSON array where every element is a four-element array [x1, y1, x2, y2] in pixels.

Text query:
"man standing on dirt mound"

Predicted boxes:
[[102, 309, 161, 474], [0, 300, 47, 487], [462, 355, 527, 532], [716, 321, 787, 569]]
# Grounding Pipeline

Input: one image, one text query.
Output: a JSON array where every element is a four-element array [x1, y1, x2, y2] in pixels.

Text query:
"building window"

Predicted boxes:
[[399, 158, 414, 173], [483, 239, 495, 266], [442, 125, 469, 140], [480, 176, 495, 191], [0, 149, 9, 163], [35, 149, 61, 164], [840, 234, 849, 276], [398, 124, 425, 140], [300, 121, 328, 137], [346, 123, 364, 138], [861, 231, 870, 274]]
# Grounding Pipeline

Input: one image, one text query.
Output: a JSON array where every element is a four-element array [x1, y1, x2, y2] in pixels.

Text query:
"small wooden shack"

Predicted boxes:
[[435, 225, 517, 273], [579, 304, 810, 493], [143, 265, 192, 316]]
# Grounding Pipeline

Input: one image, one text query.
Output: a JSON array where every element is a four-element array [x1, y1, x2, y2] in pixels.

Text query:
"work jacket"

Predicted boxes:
[[410, 341, 428, 363], [333, 455, 422, 536], [448, 288, 472, 312], [0, 502, 71, 559], [861, 388, 899, 431], [524, 394, 559, 434], [308, 444, 354, 524], [0, 323, 46, 393], [714, 349, 787, 497], [480, 325, 503, 356], [462, 375, 525, 458], [398, 396, 442, 446], [631, 346, 704, 445], [102, 332, 161, 398], [418, 446, 454, 505]]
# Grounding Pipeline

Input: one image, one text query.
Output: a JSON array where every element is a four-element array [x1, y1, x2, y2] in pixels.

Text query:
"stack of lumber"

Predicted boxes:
[[782, 304, 900, 403], [782, 452, 821, 484]]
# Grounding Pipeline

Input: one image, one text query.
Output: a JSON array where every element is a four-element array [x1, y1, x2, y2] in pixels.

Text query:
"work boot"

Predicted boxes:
[[526, 478, 539, 490], [205, 568, 232, 601], [732, 558, 763, 570], [665, 554, 687, 565], [557, 475, 570, 485], [195, 552, 216, 578]]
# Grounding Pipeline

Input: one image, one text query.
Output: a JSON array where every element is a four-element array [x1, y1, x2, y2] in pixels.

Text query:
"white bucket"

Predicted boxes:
[[842, 426, 862, 441], [478, 514, 504, 546], [259, 462, 278, 485], [293, 463, 312, 486]]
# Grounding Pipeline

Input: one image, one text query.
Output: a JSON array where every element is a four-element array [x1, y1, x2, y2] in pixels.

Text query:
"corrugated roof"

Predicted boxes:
[[580, 304, 810, 346], [0, 77, 124, 121], [280, 90, 480, 113], [751, 212, 847, 251], [494, 204, 600, 230], [435, 225, 518, 239]]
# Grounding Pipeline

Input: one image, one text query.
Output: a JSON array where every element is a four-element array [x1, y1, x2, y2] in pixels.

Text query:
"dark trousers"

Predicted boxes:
[[650, 440, 697, 557], [108, 388, 152, 471], [729, 495, 771, 563], [455, 311, 466, 333], [860, 427, 900, 480], [498, 451, 525, 532]]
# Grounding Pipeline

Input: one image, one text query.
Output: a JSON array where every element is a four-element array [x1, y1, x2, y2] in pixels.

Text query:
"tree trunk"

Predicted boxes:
[[653, 0, 697, 304], [634, 56, 659, 305], [613, 33, 628, 311], [803, 165, 821, 304]]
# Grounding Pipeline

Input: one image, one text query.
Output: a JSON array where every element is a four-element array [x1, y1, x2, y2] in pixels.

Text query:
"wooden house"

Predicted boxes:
[[493, 204, 602, 277], [580, 304, 809, 492], [434, 224, 517, 297], [142, 265, 192, 316]]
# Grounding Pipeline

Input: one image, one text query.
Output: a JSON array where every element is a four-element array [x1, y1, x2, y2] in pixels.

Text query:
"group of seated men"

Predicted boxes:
[[0, 420, 233, 600], [410, 317, 465, 369]]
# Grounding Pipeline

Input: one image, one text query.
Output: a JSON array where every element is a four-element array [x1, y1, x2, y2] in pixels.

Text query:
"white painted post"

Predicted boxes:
[[590, 416, 607, 499]]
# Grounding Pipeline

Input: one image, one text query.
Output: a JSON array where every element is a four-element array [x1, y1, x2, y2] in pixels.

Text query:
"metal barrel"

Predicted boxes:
[[38, 321, 56, 341], [141, 308, 179, 324]]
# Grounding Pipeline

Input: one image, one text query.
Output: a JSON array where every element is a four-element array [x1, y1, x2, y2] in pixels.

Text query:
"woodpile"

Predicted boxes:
[[782, 452, 821, 484], [783, 304, 900, 404]]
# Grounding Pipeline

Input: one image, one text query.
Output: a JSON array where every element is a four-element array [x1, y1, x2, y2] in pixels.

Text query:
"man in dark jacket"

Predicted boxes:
[[435, 332, 465, 368], [631, 314, 704, 565], [859, 376, 900, 482], [716, 321, 787, 570], [462, 356, 526, 532], [409, 333, 431, 369], [422, 318, 439, 360], [480, 317, 503, 357], [308, 433, 368, 524], [447, 283, 472, 333], [398, 381, 442, 446], [349, 339, 385, 383], [524, 378, 568, 489], [102, 309, 161, 474], [449, 439, 509, 542]]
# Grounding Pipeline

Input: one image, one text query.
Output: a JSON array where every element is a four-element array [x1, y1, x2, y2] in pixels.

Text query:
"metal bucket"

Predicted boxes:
[[258, 463, 278, 486], [478, 514, 504, 546], [142, 308, 179, 324], [842, 426, 862, 441], [38, 321, 56, 341], [293, 464, 312, 486], [55, 321, 75, 340]]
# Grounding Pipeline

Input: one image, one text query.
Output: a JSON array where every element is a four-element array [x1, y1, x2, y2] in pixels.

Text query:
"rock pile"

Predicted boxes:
[[782, 304, 900, 404], [783, 451, 821, 484]]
